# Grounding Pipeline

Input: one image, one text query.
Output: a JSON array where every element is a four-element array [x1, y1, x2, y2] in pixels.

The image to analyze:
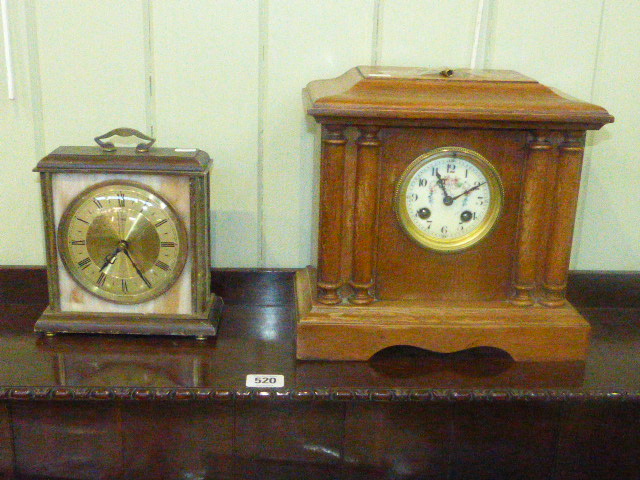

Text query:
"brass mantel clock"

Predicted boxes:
[[296, 66, 613, 361], [34, 128, 222, 338]]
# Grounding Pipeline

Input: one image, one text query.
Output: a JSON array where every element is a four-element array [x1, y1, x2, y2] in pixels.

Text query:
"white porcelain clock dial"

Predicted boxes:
[[394, 147, 504, 252]]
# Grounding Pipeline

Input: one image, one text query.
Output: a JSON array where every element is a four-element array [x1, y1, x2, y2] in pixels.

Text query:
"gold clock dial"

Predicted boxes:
[[58, 181, 188, 304], [394, 147, 504, 252]]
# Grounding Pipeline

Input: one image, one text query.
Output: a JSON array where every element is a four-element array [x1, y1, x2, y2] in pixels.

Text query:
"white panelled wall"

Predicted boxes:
[[0, 0, 637, 270]]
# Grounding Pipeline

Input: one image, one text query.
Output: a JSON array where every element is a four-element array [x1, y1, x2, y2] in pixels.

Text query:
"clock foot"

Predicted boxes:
[[44, 332, 56, 337], [195, 335, 207, 341]]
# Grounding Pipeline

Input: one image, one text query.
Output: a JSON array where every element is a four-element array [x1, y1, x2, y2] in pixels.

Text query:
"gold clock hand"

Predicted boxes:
[[451, 181, 487, 202]]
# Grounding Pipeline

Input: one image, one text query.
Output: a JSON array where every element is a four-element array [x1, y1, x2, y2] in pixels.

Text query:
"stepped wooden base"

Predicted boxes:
[[35, 294, 223, 339], [295, 267, 590, 361]]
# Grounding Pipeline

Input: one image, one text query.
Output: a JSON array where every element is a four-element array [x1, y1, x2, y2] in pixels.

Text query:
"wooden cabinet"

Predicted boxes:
[[297, 67, 613, 361]]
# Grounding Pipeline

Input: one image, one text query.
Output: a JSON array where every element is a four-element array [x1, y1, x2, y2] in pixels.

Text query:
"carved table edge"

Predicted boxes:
[[0, 386, 638, 403]]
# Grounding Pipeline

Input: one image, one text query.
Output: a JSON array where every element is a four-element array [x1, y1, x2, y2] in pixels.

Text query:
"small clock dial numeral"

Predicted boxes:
[[155, 260, 170, 271], [78, 257, 91, 269], [58, 181, 188, 304], [395, 147, 504, 252]]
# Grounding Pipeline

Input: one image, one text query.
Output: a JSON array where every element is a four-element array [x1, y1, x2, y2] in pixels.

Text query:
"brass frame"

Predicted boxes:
[[393, 146, 504, 253], [189, 174, 212, 314], [40, 172, 61, 311], [57, 180, 189, 305]]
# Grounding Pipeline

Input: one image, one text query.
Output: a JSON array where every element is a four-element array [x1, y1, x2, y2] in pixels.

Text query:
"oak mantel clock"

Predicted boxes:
[[34, 128, 222, 338], [296, 67, 613, 361]]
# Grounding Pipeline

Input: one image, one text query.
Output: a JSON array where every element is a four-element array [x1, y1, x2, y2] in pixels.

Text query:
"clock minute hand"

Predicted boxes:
[[451, 181, 487, 202], [121, 246, 152, 289]]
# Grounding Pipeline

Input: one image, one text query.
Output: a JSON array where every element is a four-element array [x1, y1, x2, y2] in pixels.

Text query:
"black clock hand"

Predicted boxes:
[[450, 181, 487, 202], [100, 245, 123, 272], [122, 246, 152, 289], [435, 171, 454, 206]]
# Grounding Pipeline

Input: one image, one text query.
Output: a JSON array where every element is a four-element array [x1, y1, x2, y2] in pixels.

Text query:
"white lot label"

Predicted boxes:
[[245, 374, 284, 388]]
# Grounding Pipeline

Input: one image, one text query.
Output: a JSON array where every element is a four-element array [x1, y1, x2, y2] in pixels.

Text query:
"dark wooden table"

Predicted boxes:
[[0, 268, 638, 480]]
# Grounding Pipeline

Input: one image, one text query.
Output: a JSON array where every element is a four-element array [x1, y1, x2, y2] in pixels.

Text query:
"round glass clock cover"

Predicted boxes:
[[57, 181, 188, 304], [394, 147, 504, 252]]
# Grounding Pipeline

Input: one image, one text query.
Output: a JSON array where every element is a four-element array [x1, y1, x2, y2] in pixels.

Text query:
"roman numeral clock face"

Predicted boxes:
[[394, 147, 504, 252], [57, 181, 188, 304]]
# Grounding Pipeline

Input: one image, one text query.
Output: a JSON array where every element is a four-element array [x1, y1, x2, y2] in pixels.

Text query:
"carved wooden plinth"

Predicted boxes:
[[296, 267, 590, 361]]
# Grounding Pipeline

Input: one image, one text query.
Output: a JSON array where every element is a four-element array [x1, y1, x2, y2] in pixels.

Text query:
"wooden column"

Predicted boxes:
[[512, 132, 552, 305], [349, 127, 380, 305], [541, 132, 586, 307], [317, 125, 347, 305]]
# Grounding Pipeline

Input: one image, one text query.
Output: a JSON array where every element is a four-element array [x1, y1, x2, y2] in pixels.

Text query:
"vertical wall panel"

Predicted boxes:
[[152, 1, 260, 267], [574, 1, 640, 270], [379, 0, 479, 68], [263, 0, 374, 267], [486, 0, 603, 99], [34, 1, 147, 151], [0, 1, 42, 265]]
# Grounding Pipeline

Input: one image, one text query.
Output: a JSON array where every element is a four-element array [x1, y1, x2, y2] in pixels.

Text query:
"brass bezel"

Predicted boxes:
[[57, 180, 189, 304], [394, 146, 504, 253]]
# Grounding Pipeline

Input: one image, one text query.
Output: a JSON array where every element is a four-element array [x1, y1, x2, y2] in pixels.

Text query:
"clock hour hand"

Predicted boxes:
[[435, 171, 453, 206], [450, 181, 487, 202], [121, 246, 152, 289], [100, 245, 123, 272]]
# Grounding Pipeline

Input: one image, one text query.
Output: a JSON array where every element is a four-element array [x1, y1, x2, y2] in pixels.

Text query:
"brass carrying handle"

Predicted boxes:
[[94, 128, 156, 153]]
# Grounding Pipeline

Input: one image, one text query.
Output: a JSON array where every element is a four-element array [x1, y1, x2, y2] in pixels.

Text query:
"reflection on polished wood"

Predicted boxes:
[[0, 268, 638, 479]]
